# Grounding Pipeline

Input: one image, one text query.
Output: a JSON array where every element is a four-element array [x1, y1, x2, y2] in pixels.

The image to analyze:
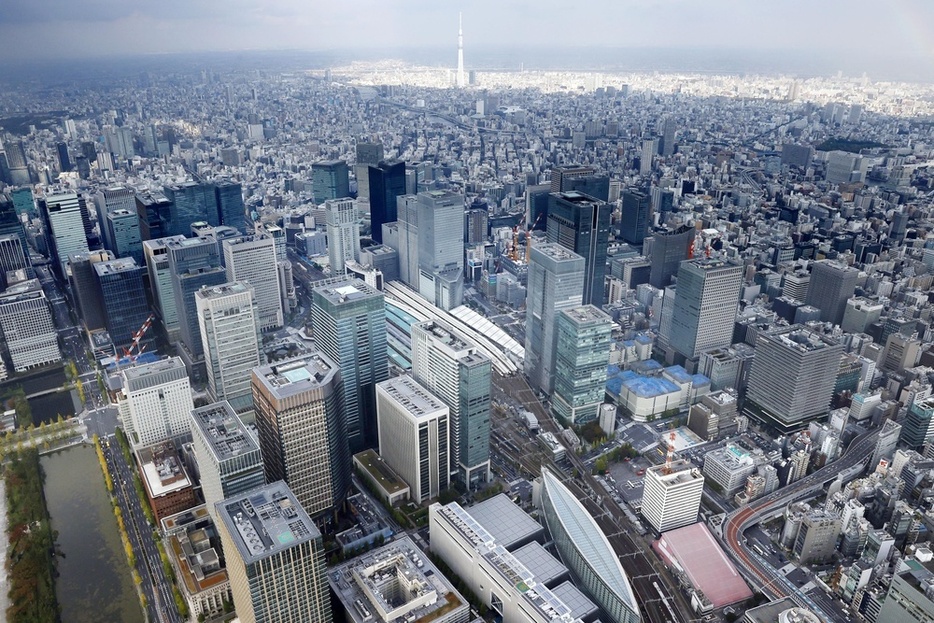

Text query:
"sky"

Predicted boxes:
[[1, 0, 933, 79]]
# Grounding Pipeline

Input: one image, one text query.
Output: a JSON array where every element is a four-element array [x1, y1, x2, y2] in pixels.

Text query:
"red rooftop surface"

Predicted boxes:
[[652, 522, 753, 608]]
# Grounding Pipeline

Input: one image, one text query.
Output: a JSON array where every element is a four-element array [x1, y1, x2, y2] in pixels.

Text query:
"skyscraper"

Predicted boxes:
[[640, 138, 657, 176], [456, 12, 466, 88], [166, 236, 227, 357], [648, 225, 695, 288], [524, 243, 585, 395], [68, 250, 112, 332], [135, 192, 173, 241], [546, 191, 611, 308], [659, 117, 676, 157], [552, 305, 613, 425], [354, 142, 383, 200], [196, 282, 262, 413], [117, 357, 195, 448], [39, 193, 90, 279], [311, 279, 388, 454], [324, 198, 359, 275], [619, 188, 652, 245], [105, 209, 143, 266], [641, 460, 704, 533], [376, 375, 450, 502], [252, 353, 348, 521], [744, 326, 844, 432], [190, 401, 264, 522], [416, 190, 465, 310], [367, 160, 406, 244], [213, 180, 245, 232], [223, 235, 283, 330], [411, 320, 491, 486], [143, 236, 187, 343], [93, 257, 152, 353], [805, 260, 859, 326], [899, 397, 934, 450], [669, 258, 743, 361], [216, 482, 332, 623], [0, 279, 61, 372], [311, 160, 350, 203], [94, 186, 136, 242], [163, 181, 220, 236]]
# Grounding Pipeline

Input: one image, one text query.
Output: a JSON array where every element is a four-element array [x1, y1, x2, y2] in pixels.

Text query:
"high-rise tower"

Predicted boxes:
[[456, 13, 466, 88]]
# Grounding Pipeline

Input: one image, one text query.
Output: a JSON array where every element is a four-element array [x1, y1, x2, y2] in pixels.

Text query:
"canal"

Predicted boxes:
[[42, 445, 144, 623]]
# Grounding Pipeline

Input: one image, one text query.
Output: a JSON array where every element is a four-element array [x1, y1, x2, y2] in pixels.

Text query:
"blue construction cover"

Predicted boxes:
[[623, 375, 680, 398]]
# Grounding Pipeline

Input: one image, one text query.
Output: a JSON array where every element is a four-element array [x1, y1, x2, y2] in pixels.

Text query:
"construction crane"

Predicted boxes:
[[117, 313, 156, 366], [510, 211, 545, 262]]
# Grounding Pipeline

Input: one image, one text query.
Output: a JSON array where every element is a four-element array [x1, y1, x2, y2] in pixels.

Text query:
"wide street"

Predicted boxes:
[[100, 437, 183, 623]]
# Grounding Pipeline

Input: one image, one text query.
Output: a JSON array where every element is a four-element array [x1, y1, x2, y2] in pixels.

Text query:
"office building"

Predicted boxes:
[[354, 142, 384, 200], [40, 193, 90, 279], [703, 445, 756, 496], [68, 250, 112, 332], [745, 326, 843, 431], [417, 190, 465, 310], [842, 297, 884, 334], [196, 283, 262, 412], [329, 535, 469, 623], [163, 181, 220, 235], [648, 225, 695, 288], [311, 279, 387, 454], [687, 390, 740, 441], [359, 244, 400, 283], [376, 375, 449, 502], [619, 188, 652, 245], [137, 441, 198, 523], [552, 305, 613, 425], [659, 117, 676, 157], [213, 180, 245, 232], [900, 397, 934, 450], [669, 258, 743, 361], [805, 261, 859, 326], [223, 235, 283, 330], [0, 234, 28, 288], [143, 236, 186, 342], [94, 257, 152, 353], [190, 401, 264, 521], [641, 460, 704, 534], [136, 192, 174, 241], [118, 357, 195, 448], [524, 243, 585, 395], [881, 333, 922, 373], [311, 160, 350, 203], [325, 198, 359, 275], [94, 186, 136, 243], [167, 236, 227, 357], [876, 554, 934, 623], [546, 191, 611, 307], [252, 354, 348, 521], [640, 138, 657, 176], [0, 279, 61, 372], [540, 468, 641, 623], [411, 320, 491, 486], [793, 511, 842, 564], [781, 270, 810, 303], [465, 207, 489, 244], [549, 165, 596, 193], [872, 419, 902, 468], [104, 209, 143, 266], [216, 482, 332, 623], [368, 160, 406, 244]]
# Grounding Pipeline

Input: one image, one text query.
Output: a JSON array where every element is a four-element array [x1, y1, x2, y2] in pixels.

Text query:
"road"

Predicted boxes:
[[492, 372, 697, 623], [720, 428, 879, 620], [101, 437, 183, 623]]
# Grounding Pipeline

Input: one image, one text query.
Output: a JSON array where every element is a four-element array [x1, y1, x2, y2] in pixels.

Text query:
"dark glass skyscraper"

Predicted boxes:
[[213, 180, 245, 232], [546, 191, 611, 308], [367, 160, 406, 243], [311, 160, 350, 203], [166, 236, 226, 356], [94, 257, 152, 352], [649, 224, 696, 288], [163, 181, 220, 236], [619, 188, 652, 245]]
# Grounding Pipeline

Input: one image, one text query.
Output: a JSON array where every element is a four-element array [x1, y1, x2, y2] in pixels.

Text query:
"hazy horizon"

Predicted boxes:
[[1, 0, 932, 83]]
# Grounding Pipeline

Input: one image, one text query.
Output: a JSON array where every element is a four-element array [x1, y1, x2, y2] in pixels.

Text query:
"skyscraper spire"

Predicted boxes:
[[456, 12, 466, 88]]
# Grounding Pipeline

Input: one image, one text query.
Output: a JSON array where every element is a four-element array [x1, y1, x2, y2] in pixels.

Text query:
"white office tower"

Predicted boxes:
[[216, 482, 332, 623], [411, 320, 492, 486], [196, 282, 262, 414], [41, 193, 89, 277], [417, 190, 465, 310], [190, 401, 264, 522], [640, 138, 658, 176], [669, 257, 743, 360], [376, 375, 450, 503], [143, 235, 187, 343], [456, 12, 466, 88], [118, 357, 195, 447], [0, 279, 62, 372], [641, 460, 705, 533], [524, 243, 585, 395], [223, 235, 283, 330], [324, 198, 359, 275]]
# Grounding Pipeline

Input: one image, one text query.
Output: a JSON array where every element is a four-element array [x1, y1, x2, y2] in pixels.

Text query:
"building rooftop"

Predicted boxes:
[[706, 444, 755, 468], [138, 442, 192, 498], [216, 481, 321, 564], [252, 353, 338, 400], [195, 281, 252, 301], [532, 242, 583, 262], [467, 493, 545, 551], [0, 278, 43, 301], [329, 535, 468, 623], [163, 505, 229, 597], [769, 325, 838, 352], [353, 449, 410, 495], [554, 190, 603, 206], [647, 460, 704, 487], [313, 278, 381, 305], [560, 305, 612, 325], [94, 257, 140, 276], [190, 401, 258, 462], [415, 319, 471, 352], [512, 541, 568, 587], [121, 357, 187, 391], [377, 375, 446, 419]]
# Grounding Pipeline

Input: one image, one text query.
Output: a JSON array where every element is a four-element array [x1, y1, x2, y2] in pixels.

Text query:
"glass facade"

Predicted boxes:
[[94, 258, 152, 352], [553, 305, 613, 425], [546, 191, 611, 308]]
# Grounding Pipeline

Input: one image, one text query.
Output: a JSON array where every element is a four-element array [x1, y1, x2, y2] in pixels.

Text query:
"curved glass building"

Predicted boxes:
[[540, 468, 641, 623]]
